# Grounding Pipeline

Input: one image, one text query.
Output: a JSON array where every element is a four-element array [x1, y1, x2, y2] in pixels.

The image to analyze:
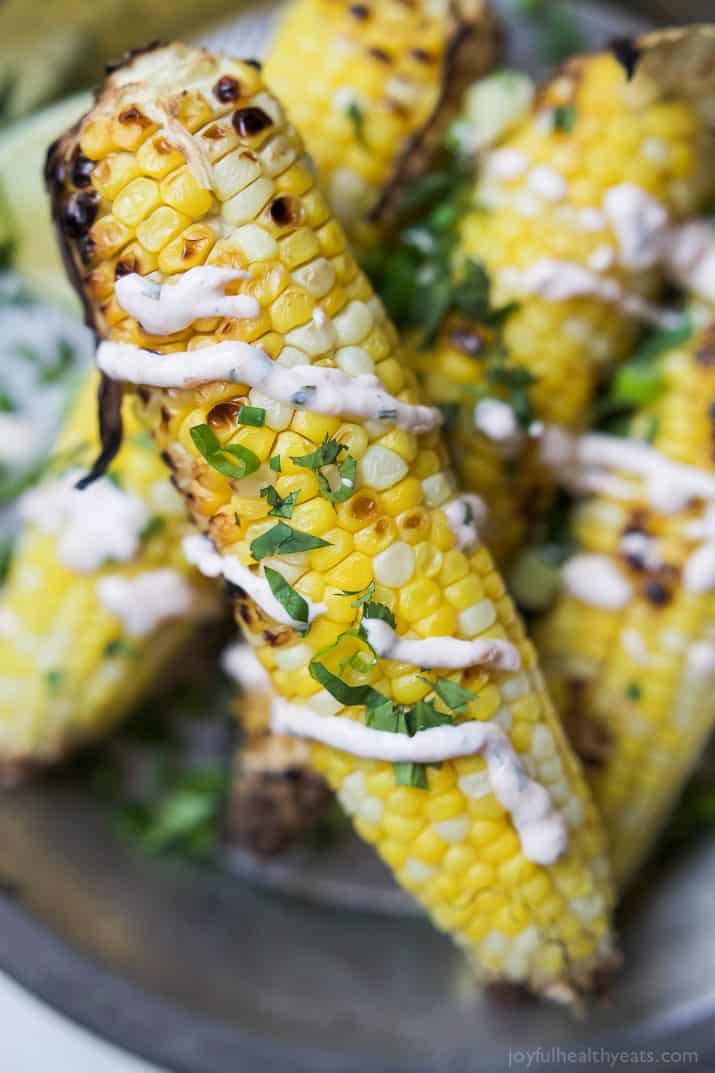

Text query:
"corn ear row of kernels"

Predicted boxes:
[[0, 372, 215, 780], [415, 32, 715, 566], [47, 43, 615, 994], [264, 0, 499, 247], [536, 305, 715, 886]]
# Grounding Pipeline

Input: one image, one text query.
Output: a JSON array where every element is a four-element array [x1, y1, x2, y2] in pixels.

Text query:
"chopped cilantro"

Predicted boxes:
[[238, 405, 265, 428], [250, 521, 330, 560], [450, 259, 492, 323], [422, 676, 476, 713], [122, 769, 229, 854], [340, 580, 376, 606], [45, 669, 64, 693], [394, 763, 428, 789], [0, 391, 15, 413], [104, 638, 138, 658], [234, 511, 241, 527], [362, 601, 396, 628], [269, 454, 282, 473], [140, 515, 165, 541], [346, 100, 367, 147], [190, 423, 260, 481], [106, 471, 124, 489], [552, 105, 576, 132], [264, 566, 310, 626], [0, 538, 12, 583], [39, 339, 75, 384], [625, 681, 642, 702], [260, 484, 297, 518], [292, 436, 356, 504]]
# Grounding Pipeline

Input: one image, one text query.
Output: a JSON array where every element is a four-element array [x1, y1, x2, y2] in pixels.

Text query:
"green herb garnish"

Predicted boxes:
[[346, 100, 367, 146], [45, 669, 64, 693], [552, 105, 576, 132], [269, 454, 282, 473], [625, 682, 642, 702], [140, 515, 166, 541], [260, 484, 298, 518], [250, 521, 330, 560], [190, 423, 261, 481], [264, 566, 310, 626], [292, 436, 357, 505], [422, 676, 476, 713], [238, 405, 265, 428], [362, 601, 396, 628], [309, 656, 387, 709], [104, 638, 138, 658]]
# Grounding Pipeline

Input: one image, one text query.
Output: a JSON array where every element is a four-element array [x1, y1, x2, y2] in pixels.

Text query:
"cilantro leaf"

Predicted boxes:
[[260, 484, 297, 518], [394, 763, 428, 789], [338, 580, 376, 606], [422, 676, 476, 713], [292, 437, 356, 504], [104, 638, 138, 658], [450, 259, 492, 323], [269, 454, 282, 473], [309, 657, 387, 708], [190, 423, 260, 481], [362, 601, 396, 628], [140, 515, 166, 541], [552, 105, 576, 132], [264, 566, 310, 625], [407, 698, 453, 733], [250, 521, 330, 560], [45, 669, 64, 693], [346, 101, 367, 147]]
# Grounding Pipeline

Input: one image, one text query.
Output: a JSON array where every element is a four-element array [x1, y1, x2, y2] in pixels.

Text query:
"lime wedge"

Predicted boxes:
[[0, 92, 91, 311]]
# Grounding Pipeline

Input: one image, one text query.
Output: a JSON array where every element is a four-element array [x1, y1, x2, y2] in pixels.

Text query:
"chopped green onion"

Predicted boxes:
[[238, 405, 265, 428], [260, 484, 298, 518], [264, 566, 310, 626], [190, 423, 260, 481]]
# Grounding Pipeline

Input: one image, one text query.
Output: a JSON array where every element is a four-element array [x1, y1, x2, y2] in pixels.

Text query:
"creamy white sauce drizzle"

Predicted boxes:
[[183, 534, 326, 626], [663, 220, 715, 302], [271, 697, 567, 865], [545, 431, 715, 516], [683, 542, 715, 594], [687, 641, 715, 676], [443, 494, 487, 551], [513, 259, 680, 328], [96, 568, 194, 636], [97, 340, 441, 434], [115, 268, 258, 334], [363, 617, 520, 672], [562, 554, 632, 610], [19, 471, 148, 573], [603, 183, 668, 270], [141, 100, 213, 190], [221, 641, 271, 691]]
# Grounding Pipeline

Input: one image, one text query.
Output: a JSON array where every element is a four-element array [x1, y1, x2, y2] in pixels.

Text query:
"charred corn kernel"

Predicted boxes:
[[264, 0, 497, 245], [51, 43, 615, 997], [536, 306, 715, 886], [0, 373, 214, 779], [416, 32, 715, 567], [158, 224, 215, 274], [136, 206, 191, 252]]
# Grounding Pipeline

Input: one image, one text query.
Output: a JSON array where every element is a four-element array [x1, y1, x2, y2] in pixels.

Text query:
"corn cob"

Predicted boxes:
[[0, 371, 216, 781], [233, 0, 498, 851], [535, 303, 715, 887], [264, 0, 498, 246], [47, 43, 615, 996], [413, 29, 715, 567]]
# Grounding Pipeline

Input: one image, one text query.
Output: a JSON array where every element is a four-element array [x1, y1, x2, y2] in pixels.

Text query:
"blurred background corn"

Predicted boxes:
[[264, 0, 498, 246], [47, 43, 615, 995], [414, 30, 715, 566], [0, 372, 216, 781], [535, 302, 715, 887]]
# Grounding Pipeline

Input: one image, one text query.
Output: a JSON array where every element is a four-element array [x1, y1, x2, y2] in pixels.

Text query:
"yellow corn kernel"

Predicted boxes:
[[160, 166, 214, 218]]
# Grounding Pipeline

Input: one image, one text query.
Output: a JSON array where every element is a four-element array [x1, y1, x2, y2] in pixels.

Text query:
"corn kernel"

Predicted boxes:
[[161, 167, 214, 217]]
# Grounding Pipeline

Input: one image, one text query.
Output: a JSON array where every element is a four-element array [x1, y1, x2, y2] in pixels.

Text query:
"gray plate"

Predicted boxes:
[[2, 3, 715, 1072]]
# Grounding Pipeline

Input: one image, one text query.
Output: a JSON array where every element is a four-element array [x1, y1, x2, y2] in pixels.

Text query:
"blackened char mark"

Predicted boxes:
[[75, 374, 124, 489], [105, 40, 166, 76], [611, 36, 641, 81]]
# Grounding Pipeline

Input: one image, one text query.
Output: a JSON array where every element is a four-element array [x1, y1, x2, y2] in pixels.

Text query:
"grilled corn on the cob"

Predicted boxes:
[[46, 42, 615, 996], [0, 372, 214, 780], [264, 0, 498, 245], [535, 303, 715, 886], [415, 29, 715, 566]]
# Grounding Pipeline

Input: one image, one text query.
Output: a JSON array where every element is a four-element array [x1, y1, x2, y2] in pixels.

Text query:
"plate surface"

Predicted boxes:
[[1, 3, 715, 1072]]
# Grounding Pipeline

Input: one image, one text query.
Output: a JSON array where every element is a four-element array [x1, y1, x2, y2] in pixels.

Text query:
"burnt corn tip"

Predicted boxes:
[[611, 36, 641, 81]]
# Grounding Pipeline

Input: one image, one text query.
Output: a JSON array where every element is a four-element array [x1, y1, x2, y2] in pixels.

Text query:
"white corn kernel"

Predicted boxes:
[[274, 642, 313, 672], [373, 541, 415, 587], [235, 223, 277, 260], [260, 557, 303, 585], [333, 300, 373, 345], [276, 345, 309, 368], [434, 816, 469, 843], [260, 134, 298, 177], [248, 388, 293, 430], [335, 345, 374, 377], [501, 673, 529, 701], [338, 770, 366, 815], [457, 769, 492, 799], [284, 316, 336, 355], [357, 446, 408, 491], [421, 472, 455, 508], [308, 690, 344, 717], [292, 257, 336, 297], [458, 599, 496, 637], [358, 797, 384, 825], [224, 176, 275, 225], [404, 858, 435, 882], [212, 150, 261, 201]]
